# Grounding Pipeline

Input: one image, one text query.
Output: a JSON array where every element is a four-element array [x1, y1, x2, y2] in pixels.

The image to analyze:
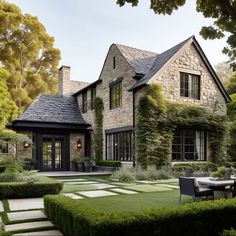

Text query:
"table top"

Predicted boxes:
[[196, 177, 234, 187]]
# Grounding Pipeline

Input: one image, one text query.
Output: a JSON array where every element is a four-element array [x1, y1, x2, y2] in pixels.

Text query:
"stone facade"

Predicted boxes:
[[148, 43, 227, 115], [58, 66, 89, 96], [16, 131, 33, 158], [77, 45, 136, 158]]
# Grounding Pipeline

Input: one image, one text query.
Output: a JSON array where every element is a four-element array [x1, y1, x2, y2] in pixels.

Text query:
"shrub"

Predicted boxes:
[[112, 167, 135, 182], [44, 195, 236, 236], [223, 229, 236, 236], [134, 167, 148, 180], [172, 162, 217, 172], [0, 177, 63, 199], [96, 160, 121, 168]]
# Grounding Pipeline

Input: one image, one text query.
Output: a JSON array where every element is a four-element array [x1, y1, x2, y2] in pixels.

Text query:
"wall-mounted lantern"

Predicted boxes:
[[76, 139, 82, 149], [23, 141, 30, 149]]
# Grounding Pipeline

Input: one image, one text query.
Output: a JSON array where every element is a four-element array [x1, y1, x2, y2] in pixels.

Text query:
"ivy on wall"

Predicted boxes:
[[94, 97, 104, 161], [136, 84, 228, 169]]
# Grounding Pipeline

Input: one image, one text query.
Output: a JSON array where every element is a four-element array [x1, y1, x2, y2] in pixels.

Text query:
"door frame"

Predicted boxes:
[[35, 133, 70, 171]]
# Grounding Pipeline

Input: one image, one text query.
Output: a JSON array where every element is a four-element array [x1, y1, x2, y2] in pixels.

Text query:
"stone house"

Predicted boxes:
[[8, 36, 230, 171]]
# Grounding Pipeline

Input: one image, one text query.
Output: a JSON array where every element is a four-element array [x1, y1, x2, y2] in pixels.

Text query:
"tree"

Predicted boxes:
[[215, 62, 234, 86], [226, 73, 236, 95], [116, 0, 236, 69], [0, 68, 17, 129], [0, 0, 60, 111]]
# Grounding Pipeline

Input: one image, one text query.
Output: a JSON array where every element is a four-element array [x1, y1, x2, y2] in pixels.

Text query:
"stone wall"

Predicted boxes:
[[148, 43, 227, 115], [76, 44, 136, 159], [69, 133, 85, 160], [16, 131, 33, 158]]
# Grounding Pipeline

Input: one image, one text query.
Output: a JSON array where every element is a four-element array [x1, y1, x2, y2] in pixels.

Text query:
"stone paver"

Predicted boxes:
[[8, 198, 44, 211], [13, 230, 63, 236], [66, 181, 97, 185], [7, 210, 46, 222], [78, 190, 118, 198], [110, 188, 137, 194], [62, 193, 83, 199], [5, 221, 54, 232], [92, 183, 116, 189], [0, 200, 3, 212], [58, 178, 87, 182]]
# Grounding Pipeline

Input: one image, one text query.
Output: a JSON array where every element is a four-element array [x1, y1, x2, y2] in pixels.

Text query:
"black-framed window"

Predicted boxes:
[[110, 80, 122, 109], [172, 129, 206, 162], [113, 57, 116, 69], [82, 91, 87, 113], [180, 72, 200, 100], [106, 130, 133, 161], [91, 87, 96, 110]]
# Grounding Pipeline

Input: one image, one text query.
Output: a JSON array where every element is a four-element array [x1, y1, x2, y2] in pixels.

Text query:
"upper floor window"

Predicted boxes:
[[110, 79, 122, 109], [82, 91, 87, 113], [113, 57, 116, 70], [91, 87, 96, 110], [180, 72, 200, 100]]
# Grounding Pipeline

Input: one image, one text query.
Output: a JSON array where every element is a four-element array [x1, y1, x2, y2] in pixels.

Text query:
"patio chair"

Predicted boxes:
[[179, 177, 214, 202]]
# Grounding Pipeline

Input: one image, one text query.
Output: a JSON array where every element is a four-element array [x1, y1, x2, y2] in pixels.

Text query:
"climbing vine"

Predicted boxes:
[[136, 84, 228, 169], [94, 97, 104, 161]]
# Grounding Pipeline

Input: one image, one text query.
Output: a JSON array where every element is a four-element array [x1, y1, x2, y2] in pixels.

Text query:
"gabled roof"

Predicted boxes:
[[16, 94, 89, 125], [129, 36, 193, 90], [115, 44, 158, 75]]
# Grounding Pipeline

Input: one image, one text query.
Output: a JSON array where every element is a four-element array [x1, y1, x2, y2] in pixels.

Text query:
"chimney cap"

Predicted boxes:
[[59, 65, 71, 71]]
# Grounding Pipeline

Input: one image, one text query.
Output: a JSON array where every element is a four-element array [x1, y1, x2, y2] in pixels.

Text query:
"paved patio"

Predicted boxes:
[[36, 171, 112, 177]]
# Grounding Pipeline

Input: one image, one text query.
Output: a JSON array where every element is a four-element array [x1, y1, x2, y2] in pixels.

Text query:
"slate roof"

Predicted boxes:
[[116, 44, 158, 75], [17, 94, 88, 125], [130, 36, 192, 90]]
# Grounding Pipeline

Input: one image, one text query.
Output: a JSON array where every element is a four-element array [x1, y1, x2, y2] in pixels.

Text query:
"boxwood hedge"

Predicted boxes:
[[44, 195, 236, 236], [0, 178, 63, 199], [96, 160, 121, 167]]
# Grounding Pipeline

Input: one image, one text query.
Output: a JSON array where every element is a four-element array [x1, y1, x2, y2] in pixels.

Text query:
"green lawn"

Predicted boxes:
[[78, 190, 192, 213]]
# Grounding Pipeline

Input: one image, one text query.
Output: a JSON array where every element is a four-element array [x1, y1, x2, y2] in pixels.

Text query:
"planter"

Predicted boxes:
[[77, 163, 84, 172], [84, 160, 91, 172], [71, 162, 78, 171]]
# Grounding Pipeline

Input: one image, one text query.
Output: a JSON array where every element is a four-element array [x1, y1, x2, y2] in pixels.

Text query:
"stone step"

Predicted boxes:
[[5, 221, 54, 232], [13, 229, 63, 236], [7, 210, 46, 222], [8, 198, 44, 211]]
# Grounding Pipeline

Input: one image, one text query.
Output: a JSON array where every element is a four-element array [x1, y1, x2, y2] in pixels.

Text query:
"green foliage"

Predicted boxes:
[[0, 1, 61, 110], [0, 129, 31, 144], [0, 177, 63, 199], [172, 162, 217, 172], [215, 62, 234, 86], [112, 167, 136, 182], [72, 156, 84, 164], [96, 160, 121, 167], [223, 229, 236, 236], [94, 97, 104, 161], [227, 74, 236, 95], [116, 0, 236, 70], [136, 84, 227, 168], [211, 166, 232, 179], [45, 195, 236, 236], [0, 68, 18, 129]]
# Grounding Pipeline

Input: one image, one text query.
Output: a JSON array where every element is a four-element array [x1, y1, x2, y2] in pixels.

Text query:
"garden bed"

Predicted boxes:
[[0, 177, 63, 199], [44, 195, 236, 236]]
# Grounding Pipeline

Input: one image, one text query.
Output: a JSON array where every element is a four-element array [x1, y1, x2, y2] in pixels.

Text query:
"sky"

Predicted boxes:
[[9, 0, 229, 83]]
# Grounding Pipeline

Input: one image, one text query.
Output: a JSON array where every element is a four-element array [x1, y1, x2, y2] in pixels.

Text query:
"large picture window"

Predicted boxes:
[[110, 80, 122, 109], [180, 72, 200, 100], [106, 130, 133, 161], [172, 129, 206, 162]]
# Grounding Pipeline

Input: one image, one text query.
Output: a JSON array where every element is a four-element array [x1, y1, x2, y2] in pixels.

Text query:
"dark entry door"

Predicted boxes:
[[39, 134, 68, 171]]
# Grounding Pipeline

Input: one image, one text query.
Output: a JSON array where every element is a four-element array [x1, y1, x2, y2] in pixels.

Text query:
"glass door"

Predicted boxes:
[[40, 135, 67, 171]]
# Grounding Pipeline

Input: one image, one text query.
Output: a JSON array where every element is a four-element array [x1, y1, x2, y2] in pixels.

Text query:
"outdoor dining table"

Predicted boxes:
[[196, 177, 235, 198]]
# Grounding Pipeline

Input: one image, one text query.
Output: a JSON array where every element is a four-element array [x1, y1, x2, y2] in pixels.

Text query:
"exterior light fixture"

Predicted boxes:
[[23, 141, 30, 148], [76, 140, 82, 149]]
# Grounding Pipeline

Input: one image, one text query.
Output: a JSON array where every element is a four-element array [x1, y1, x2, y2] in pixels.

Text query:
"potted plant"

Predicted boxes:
[[211, 166, 232, 180], [84, 157, 92, 172], [71, 157, 78, 171], [74, 157, 84, 172]]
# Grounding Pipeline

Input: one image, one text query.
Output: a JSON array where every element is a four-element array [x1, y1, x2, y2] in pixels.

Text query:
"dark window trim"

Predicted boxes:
[[105, 126, 133, 134], [109, 77, 123, 87], [82, 91, 87, 113], [172, 128, 207, 162], [180, 72, 201, 100], [110, 78, 123, 110], [113, 57, 116, 70]]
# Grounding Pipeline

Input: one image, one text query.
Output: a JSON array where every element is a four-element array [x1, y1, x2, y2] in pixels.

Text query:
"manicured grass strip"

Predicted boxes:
[[2, 200, 10, 212], [78, 190, 191, 213], [122, 184, 173, 192], [62, 184, 99, 193]]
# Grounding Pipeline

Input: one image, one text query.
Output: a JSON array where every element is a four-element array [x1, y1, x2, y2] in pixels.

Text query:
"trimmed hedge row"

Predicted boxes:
[[172, 162, 217, 172], [0, 181, 63, 199], [96, 160, 121, 167], [44, 195, 236, 236], [223, 230, 236, 236]]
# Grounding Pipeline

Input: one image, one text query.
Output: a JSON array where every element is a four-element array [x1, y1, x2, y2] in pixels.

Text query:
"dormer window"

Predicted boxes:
[[113, 57, 116, 70], [180, 72, 200, 100]]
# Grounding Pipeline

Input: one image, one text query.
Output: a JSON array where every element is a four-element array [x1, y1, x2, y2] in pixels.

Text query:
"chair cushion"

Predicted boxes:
[[196, 187, 213, 197]]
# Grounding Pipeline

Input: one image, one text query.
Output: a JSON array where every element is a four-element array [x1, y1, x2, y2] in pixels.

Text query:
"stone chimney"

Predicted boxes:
[[58, 65, 71, 96]]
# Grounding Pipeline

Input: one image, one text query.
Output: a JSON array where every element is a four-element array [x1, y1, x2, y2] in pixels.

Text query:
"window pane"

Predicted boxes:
[[191, 75, 200, 99], [180, 73, 189, 97], [110, 81, 122, 109]]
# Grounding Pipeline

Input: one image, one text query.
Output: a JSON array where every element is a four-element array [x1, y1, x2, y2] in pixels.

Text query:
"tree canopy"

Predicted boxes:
[[0, 68, 17, 129], [0, 0, 60, 111], [116, 0, 236, 70]]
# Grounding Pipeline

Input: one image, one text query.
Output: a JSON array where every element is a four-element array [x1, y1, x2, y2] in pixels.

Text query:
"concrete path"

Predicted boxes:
[[7, 210, 46, 222], [0, 200, 3, 212], [78, 190, 118, 198], [13, 230, 63, 236], [8, 198, 44, 211]]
